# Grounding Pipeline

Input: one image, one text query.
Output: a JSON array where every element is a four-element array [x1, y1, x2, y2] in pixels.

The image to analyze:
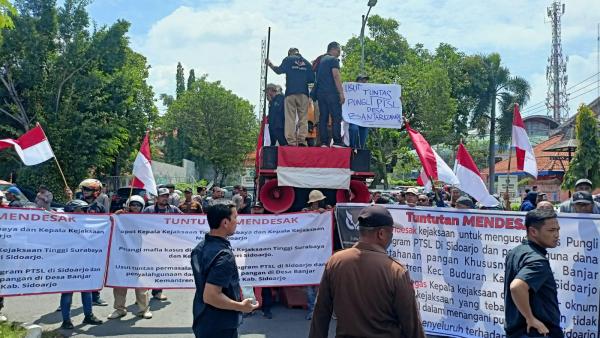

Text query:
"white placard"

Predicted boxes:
[[342, 82, 402, 128], [106, 212, 333, 288], [0, 209, 111, 296]]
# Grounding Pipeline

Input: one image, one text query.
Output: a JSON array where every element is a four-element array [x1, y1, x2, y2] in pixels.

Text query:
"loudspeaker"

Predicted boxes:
[[261, 146, 278, 169], [336, 180, 371, 203], [350, 149, 371, 172], [259, 179, 295, 213]]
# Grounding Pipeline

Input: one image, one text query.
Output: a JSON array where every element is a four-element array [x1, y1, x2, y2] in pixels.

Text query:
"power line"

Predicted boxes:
[[568, 83, 600, 101]]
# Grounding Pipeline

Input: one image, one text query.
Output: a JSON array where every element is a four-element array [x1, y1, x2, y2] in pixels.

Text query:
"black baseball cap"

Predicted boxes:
[[573, 191, 593, 204], [253, 201, 264, 208], [456, 196, 475, 208], [357, 205, 401, 228], [356, 74, 370, 81]]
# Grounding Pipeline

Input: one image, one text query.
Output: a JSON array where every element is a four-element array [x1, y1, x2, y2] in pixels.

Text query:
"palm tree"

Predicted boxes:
[[472, 53, 530, 193]]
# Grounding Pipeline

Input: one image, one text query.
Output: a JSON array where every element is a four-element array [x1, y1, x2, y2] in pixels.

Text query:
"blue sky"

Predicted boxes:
[[84, 0, 600, 118]]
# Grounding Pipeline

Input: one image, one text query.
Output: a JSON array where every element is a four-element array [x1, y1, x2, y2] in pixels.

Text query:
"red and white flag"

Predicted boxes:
[[131, 132, 157, 196], [277, 147, 351, 189], [454, 143, 498, 207], [512, 104, 537, 178], [407, 123, 459, 190], [0, 124, 55, 165]]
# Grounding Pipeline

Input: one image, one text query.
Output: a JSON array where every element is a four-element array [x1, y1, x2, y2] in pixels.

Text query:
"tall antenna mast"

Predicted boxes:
[[259, 37, 267, 117], [545, 1, 569, 122]]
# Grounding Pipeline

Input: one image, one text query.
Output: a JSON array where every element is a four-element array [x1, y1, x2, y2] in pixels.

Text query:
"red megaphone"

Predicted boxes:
[[259, 179, 295, 213], [336, 179, 371, 203]]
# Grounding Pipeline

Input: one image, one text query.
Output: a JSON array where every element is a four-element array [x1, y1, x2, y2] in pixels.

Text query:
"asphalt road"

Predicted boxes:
[[3, 288, 337, 338]]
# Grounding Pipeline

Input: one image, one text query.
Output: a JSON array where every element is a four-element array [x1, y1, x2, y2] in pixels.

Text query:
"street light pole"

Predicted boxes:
[[360, 0, 377, 74]]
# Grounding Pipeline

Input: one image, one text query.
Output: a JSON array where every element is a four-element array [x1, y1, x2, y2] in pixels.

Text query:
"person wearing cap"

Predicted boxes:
[[59, 200, 104, 329], [456, 196, 475, 209], [265, 83, 288, 146], [405, 188, 419, 207], [0, 190, 5, 207], [347, 74, 370, 149], [191, 203, 259, 338], [35, 185, 53, 210], [309, 205, 425, 338], [109, 195, 152, 320], [571, 191, 596, 214], [179, 188, 203, 214], [302, 190, 332, 320], [316, 42, 346, 148], [165, 183, 181, 206], [5, 186, 23, 208], [143, 187, 183, 301], [417, 194, 431, 207], [267, 48, 314, 147], [559, 178, 600, 213]]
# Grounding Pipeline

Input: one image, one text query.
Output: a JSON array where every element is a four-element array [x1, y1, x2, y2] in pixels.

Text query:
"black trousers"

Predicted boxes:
[[317, 93, 342, 145], [261, 287, 273, 312], [269, 126, 287, 146], [195, 328, 238, 338]]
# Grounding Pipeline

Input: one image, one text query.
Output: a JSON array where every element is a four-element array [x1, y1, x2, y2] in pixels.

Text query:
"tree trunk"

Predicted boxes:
[[488, 94, 496, 194]]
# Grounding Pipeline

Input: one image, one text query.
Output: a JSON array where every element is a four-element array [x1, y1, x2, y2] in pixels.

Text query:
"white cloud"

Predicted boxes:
[[132, 0, 600, 117]]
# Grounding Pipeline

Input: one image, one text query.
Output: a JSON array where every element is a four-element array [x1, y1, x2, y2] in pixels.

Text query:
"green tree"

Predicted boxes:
[[176, 61, 185, 98], [562, 105, 600, 190], [0, 0, 157, 198], [0, 0, 16, 33], [471, 53, 530, 193], [187, 69, 195, 91], [162, 78, 257, 184]]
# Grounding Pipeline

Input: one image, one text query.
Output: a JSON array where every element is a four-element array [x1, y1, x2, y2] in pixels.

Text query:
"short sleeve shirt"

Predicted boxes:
[[274, 54, 314, 96], [316, 55, 340, 95], [191, 234, 242, 334], [504, 240, 563, 338]]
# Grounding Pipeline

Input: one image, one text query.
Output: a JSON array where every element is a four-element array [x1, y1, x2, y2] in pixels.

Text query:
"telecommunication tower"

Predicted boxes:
[[546, 1, 569, 122]]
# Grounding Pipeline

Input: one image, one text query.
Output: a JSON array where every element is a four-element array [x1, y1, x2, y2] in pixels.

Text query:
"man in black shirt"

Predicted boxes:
[[191, 203, 259, 338], [268, 48, 314, 146], [265, 83, 287, 146], [504, 208, 563, 338], [315, 41, 345, 147]]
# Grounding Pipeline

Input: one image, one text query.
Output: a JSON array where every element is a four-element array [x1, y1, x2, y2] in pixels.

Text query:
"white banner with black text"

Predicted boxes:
[[335, 204, 600, 338], [106, 211, 333, 288]]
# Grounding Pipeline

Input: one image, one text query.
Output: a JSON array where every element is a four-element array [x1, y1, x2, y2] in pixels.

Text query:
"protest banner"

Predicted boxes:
[[106, 211, 333, 288], [335, 203, 600, 338], [0, 208, 111, 296], [342, 82, 402, 128]]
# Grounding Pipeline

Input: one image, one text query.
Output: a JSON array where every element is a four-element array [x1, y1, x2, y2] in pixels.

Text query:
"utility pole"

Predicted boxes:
[[546, 1, 569, 123], [360, 0, 377, 74]]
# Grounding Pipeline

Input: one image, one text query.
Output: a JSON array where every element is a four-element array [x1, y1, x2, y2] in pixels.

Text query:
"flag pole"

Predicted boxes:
[[504, 103, 517, 211], [255, 27, 271, 204], [129, 130, 149, 202]]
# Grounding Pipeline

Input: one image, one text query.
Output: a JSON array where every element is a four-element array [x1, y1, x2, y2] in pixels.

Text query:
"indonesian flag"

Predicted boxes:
[[131, 132, 158, 196], [454, 143, 498, 207], [512, 104, 537, 178], [277, 146, 351, 189], [0, 124, 55, 165], [408, 123, 459, 190], [416, 148, 459, 191]]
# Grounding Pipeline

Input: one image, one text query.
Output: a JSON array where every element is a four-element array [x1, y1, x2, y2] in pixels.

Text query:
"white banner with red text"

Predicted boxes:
[[335, 204, 600, 338], [0, 209, 111, 296], [105, 211, 333, 288]]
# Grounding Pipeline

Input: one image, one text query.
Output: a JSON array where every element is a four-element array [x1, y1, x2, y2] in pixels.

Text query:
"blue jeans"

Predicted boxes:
[[349, 123, 368, 149], [61, 292, 92, 321], [305, 286, 317, 312]]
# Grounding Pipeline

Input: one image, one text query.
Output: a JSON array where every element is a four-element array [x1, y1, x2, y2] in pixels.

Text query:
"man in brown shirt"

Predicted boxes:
[[179, 188, 203, 214], [309, 205, 425, 338]]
